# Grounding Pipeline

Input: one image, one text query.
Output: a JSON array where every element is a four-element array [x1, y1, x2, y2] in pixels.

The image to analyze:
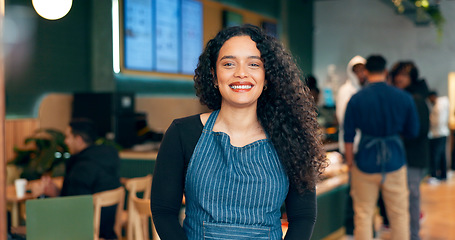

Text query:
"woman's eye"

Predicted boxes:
[[250, 62, 262, 68], [223, 62, 234, 67]]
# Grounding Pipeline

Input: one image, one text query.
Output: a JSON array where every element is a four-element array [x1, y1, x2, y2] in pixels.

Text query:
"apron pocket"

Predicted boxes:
[[203, 221, 270, 240]]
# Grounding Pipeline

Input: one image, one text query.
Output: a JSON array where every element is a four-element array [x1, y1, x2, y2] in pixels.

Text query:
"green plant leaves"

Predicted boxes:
[[10, 128, 69, 180]]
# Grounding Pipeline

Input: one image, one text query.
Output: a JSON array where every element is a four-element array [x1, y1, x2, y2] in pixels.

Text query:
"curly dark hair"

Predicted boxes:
[[389, 61, 419, 84], [194, 24, 328, 192]]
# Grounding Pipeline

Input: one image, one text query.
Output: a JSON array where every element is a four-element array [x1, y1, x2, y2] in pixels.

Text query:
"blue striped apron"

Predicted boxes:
[[183, 110, 289, 240]]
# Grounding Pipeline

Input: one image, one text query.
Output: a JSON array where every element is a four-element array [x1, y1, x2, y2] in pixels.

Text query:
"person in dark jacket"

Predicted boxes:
[[390, 61, 430, 240], [35, 119, 121, 239]]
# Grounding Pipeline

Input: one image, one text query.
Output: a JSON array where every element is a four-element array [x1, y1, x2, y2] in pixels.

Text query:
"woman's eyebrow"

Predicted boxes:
[[219, 55, 262, 60]]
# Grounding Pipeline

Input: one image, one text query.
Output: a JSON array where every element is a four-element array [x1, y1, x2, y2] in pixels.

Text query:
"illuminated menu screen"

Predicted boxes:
[[124, 0, 154, 71], [156, 0, 179, 73], [181, 0, 203, 75], [122, 0, 203, 75]]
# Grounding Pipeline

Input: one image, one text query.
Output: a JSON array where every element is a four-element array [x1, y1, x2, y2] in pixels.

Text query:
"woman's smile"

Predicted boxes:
[[229, 82, 254, 92]]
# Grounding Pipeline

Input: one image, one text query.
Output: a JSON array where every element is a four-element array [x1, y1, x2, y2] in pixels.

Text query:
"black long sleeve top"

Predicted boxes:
[[151, 114, 317, 240]]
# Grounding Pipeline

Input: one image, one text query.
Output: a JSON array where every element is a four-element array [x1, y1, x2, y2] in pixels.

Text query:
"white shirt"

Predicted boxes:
[[429, 96, 450, 138]]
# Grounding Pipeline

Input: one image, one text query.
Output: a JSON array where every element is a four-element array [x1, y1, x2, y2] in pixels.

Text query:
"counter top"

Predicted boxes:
[[119, 150, 158, 160], [316, 173, 349, 196]]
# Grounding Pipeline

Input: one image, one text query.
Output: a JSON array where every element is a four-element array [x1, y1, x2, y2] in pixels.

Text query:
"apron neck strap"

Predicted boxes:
[[204, 110, 220, 131]]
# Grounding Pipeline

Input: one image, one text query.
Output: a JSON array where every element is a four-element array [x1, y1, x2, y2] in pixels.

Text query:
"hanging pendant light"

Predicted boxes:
[[32, 0, 72, 20]]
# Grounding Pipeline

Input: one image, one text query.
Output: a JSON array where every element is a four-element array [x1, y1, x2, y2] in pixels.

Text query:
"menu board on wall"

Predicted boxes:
[[124, 0, 154, 71], [122, 0, 203, 76], [181, 0, 203, 75], [156, 0, 180, 73]]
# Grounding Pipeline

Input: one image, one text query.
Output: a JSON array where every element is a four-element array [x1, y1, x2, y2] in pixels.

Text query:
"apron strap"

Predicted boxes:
[[204, 110, 220, 131], [363, 134, 403, 184]]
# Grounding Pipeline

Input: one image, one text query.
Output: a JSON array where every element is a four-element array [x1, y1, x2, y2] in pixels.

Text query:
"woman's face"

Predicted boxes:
[[215, 35, 266, 109], [393, 71, 411, 89]]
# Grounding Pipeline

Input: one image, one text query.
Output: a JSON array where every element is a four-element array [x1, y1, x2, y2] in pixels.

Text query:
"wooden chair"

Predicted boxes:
[[92, 187, 125, 240], [124, 174, 153, 240], [131, 196, 160, 240]]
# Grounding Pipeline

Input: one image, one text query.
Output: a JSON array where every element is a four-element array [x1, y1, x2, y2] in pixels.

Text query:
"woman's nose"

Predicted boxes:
[[234, 65, 248, 78]]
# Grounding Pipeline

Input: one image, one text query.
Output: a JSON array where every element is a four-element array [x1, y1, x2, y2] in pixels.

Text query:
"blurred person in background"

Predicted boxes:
[[390, 61, 430, 240], [335, 55, 367, 238], [428, 90, 450, 183], [336, 55, 367, 156], [306, 74, 320, 106], [344, 55, 419, 240], [33, 119, 121, 239]]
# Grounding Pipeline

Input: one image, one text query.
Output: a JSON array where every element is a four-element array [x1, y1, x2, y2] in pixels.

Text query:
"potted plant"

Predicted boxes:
[[8, 128, 70, 180]]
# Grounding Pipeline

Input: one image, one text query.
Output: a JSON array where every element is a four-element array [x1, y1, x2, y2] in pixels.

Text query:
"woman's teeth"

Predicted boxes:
[[230, 85, 252, 89]]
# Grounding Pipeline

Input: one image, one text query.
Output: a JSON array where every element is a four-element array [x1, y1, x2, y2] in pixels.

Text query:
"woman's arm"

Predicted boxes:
[[151, 120, 188, 240], [283, 184, 317, 240]]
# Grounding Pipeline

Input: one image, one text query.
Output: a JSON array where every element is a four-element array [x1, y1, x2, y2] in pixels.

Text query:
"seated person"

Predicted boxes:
[[34, 119, 121, 239]]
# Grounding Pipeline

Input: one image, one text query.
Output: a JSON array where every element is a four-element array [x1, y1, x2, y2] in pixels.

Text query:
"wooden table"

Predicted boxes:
[[6, 177, 64, 227], [6, 186, 35, 227]]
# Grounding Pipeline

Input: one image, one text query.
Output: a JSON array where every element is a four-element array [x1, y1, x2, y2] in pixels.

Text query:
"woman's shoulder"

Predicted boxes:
[[166, 113, 205, 139], [172, 113, 204, 127], [164, 113, 206, 162]]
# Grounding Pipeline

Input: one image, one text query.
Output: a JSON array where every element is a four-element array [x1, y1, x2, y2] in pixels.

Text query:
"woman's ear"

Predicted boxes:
[[210, 68, 215, 79], [211, 68, 218, 88]]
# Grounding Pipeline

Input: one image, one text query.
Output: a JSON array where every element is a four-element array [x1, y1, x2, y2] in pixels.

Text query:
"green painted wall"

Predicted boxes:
[[287, 0, 313, 75], [5, 0, 313, 117], [5, 0, 91, 118], [116, 75, 196, 96]]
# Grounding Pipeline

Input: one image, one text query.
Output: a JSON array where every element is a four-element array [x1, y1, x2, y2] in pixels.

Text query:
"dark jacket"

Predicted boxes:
[[404, 79, 430, 169], [61, 144, 120, 196], [61, 144, 121, 239]]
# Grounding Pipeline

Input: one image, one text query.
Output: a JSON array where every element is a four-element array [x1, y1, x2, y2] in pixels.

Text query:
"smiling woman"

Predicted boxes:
[[151, 24, 328, 240]]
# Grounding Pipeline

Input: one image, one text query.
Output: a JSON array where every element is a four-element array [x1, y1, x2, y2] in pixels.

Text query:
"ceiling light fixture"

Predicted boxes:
[[32, 0, 72, 20]]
